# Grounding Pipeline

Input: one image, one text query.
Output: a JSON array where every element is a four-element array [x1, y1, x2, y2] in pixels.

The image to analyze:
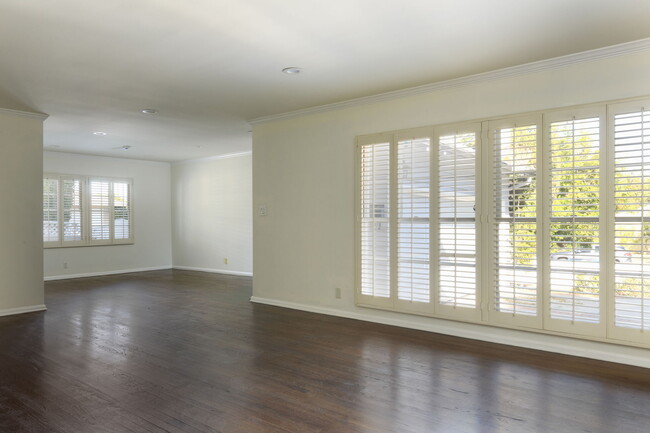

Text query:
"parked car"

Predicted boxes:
[[550, 246, 632, 263]]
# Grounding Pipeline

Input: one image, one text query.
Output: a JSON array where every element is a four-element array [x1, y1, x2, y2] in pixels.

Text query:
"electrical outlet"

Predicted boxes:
[[63, 262, 68, 269], [224, 258, 228, 265], [335, 287, 342, 299], [259, 204, 268, 216]]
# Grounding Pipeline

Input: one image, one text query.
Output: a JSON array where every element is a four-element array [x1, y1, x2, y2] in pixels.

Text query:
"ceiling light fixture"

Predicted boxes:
[[93, 131, 107, 136], [141, 108, 158, 114], [282, 67, 302, 75]]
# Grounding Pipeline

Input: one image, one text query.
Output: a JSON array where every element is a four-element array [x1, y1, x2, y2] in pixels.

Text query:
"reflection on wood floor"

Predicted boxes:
[[1, 269, 649, 432]]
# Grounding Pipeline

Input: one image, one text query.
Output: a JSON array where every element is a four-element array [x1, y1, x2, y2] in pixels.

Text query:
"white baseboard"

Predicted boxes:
[[173, 266, 253, 277], [250, 296, 650, 369], [44, 266, 172, 281], [0, 304, 47, 317]]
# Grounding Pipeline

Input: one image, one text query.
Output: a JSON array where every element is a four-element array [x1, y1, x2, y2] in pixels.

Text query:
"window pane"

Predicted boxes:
[[62, 179, 82, 241], [549, 117, 601, 323], [614, 110, 650, 330], [91, 180, 111, 240], [360, 143, 391, 298], [43, 178, 59, 242], [494, 125, 538, 316], [113, 181, 130, 240], [438, 133, 476, 308], [397, 138, 430, 303]]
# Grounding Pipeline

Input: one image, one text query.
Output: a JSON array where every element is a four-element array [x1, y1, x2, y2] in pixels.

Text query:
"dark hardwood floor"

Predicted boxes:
[[1, 270, 650, 432]]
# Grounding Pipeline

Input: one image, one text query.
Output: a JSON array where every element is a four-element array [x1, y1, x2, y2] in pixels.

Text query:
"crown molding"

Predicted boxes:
[[0, 107, 48, 120], [172, 150, 252, 165], [249, 38, 650, 125], [43, 149, 172, 165]]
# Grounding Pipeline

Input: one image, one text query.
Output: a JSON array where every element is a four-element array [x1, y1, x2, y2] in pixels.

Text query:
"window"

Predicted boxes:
[[545, 109, 605, 337], [358, 135, 392, 310], [433, 124, 481, 320], [43, 177, 60, 243], [489, 116, 541, 328], [608, 101, 650, 344], [43, 174, 133, 247], [396, 129, 432, 313], [357, 96, 650, 348]]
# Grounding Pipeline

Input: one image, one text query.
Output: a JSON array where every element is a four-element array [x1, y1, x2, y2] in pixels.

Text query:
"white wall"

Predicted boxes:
[[252, 48, 650, 367], [43, 152, 172, 279], [0, 109, 46, 315], [172, 153, 252, 276]]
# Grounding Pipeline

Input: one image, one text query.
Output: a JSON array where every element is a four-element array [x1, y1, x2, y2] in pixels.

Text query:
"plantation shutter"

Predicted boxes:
[[433, 124, 481, 320], [608, 101, 650, 344], [90, 179, 112, 243], [43, 177, 59, 245], [489, 117, 542, 327], [44, 174, 134, 248], [395, 129, 432, 313], [62, 177, 84, 243], [355, 98, 650, 349], [357, 136, 393, 308], [113, 181, 132, 242], [545, 109, 605, 336]]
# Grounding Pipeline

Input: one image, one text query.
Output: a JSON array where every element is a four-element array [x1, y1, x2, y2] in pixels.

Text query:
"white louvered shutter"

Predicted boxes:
[[90, 179, 112, 243], [43, 177, 59, 244], [396, 130, 432, 312], [545, 110, 605, 336], [44, 174, 134, 248], [433, 124, 481, 320], [490, 117, 541, 327], [608, 101, 650, 344], [113, 181, 132, 242], [358, 137, 392, 307], [62, 177, 83, 243]]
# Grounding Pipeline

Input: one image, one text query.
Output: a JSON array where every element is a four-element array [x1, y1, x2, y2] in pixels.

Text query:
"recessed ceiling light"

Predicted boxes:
[[93, 131, 107, 136], [282, 67, 302, 75], [141, 108, 158, 114]]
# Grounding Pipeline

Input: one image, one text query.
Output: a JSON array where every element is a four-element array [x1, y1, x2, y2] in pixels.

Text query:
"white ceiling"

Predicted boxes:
[[1, 0, 649, 162]]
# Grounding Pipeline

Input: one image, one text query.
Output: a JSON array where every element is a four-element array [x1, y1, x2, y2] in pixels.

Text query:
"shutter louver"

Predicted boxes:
[[548, 117, 601, 325], [360, 142, 391, 299], [43, 178, 59, 243], [613, 109, 650, 333], [493, 125, 538, 317], [91, 180, 111, 241], [113, 181, 131, 240], [438, 132, 477, 309], [62, 178, 83, 242], [397, 138, 430, 304]]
